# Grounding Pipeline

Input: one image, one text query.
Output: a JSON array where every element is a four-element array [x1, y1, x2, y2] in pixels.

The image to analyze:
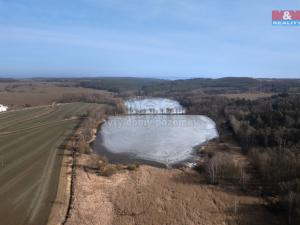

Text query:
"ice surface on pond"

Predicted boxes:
[[97, 98, 218, 165], [101, 115, 218, 165], [0, 104, 8, 112], [125, 98, 185, 114]]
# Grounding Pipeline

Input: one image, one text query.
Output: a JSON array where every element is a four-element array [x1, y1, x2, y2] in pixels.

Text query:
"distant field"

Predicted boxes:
[[0, 103, 103, 225], [0, 81, 113, 108], [220, 92, 274, 100]]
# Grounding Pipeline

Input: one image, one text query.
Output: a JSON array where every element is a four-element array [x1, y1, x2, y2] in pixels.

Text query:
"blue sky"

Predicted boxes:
[[0, 0, 299, 78]]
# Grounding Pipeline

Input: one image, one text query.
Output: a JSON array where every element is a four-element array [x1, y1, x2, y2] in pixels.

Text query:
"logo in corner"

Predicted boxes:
[[272, 10, 300, 26]]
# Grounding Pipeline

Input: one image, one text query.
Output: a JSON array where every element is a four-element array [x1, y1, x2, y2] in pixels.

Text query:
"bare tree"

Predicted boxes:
[[288, 191, 296, 225], [206, 152, 241, 185], [207, 153, 221, 184]]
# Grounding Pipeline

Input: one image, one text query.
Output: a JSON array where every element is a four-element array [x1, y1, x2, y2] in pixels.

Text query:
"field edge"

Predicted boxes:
[[46, 148, 73, 225]]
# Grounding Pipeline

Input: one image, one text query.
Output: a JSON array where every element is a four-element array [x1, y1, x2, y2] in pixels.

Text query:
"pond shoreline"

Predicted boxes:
[[91, 116, 217, 168], [91, 120, 168, 168], [89, 98, 218, 168]]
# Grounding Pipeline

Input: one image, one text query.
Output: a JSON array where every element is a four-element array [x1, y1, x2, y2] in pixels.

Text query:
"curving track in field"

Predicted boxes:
[[0, 102, 101, 225]]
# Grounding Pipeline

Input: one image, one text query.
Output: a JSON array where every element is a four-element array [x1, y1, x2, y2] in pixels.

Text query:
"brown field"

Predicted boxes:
[[0, 81, 113, 108], [65, 143, 283, 225], [0, 103, 107, 225]]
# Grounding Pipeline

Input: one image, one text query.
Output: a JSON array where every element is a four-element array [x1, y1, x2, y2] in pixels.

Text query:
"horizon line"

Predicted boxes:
[[1, 75, 300, 80]]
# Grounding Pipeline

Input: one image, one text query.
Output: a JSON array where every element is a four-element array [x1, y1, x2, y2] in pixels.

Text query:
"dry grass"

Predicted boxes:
[[66, 153, 284, 225]]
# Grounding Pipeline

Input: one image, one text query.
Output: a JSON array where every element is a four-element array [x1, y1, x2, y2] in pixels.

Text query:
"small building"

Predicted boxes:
[[0, 104, 8, 112]]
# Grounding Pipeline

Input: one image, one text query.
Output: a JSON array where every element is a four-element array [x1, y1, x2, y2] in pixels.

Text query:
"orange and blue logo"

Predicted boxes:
[[272, 10, 300, 26]]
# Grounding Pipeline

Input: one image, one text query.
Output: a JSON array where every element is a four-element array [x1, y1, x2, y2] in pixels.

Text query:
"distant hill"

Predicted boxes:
[[0, 78, 17, 83], [78, 77, 168, 93], [30, 77, 168, 93]]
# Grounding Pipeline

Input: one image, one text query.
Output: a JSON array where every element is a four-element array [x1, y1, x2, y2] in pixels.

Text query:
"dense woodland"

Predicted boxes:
[[177, 93, 300, 149]]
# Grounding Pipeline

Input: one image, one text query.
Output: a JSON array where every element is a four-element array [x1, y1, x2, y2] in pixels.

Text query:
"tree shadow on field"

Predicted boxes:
[[171, 168, 208, 185], [224, 202, 286, 225]]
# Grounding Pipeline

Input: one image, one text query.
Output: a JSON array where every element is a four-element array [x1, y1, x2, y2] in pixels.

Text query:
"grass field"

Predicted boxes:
[[0, 102, 103, 225]]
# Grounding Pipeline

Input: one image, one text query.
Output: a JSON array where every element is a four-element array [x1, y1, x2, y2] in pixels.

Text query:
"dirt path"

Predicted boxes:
[[47, 149, 73, 225]]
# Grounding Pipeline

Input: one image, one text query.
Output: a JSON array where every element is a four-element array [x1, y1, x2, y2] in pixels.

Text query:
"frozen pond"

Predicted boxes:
[[125, 98, 185, 114], [94, 98, 218, 166], [95, 115, 218, 166]]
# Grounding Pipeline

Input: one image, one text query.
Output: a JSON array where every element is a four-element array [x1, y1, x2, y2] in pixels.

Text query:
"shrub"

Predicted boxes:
[[205, 152, 241, 185], [127, 163, 140, 171], [87, 154, 107, 170], [98, 164, 118, 177]]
